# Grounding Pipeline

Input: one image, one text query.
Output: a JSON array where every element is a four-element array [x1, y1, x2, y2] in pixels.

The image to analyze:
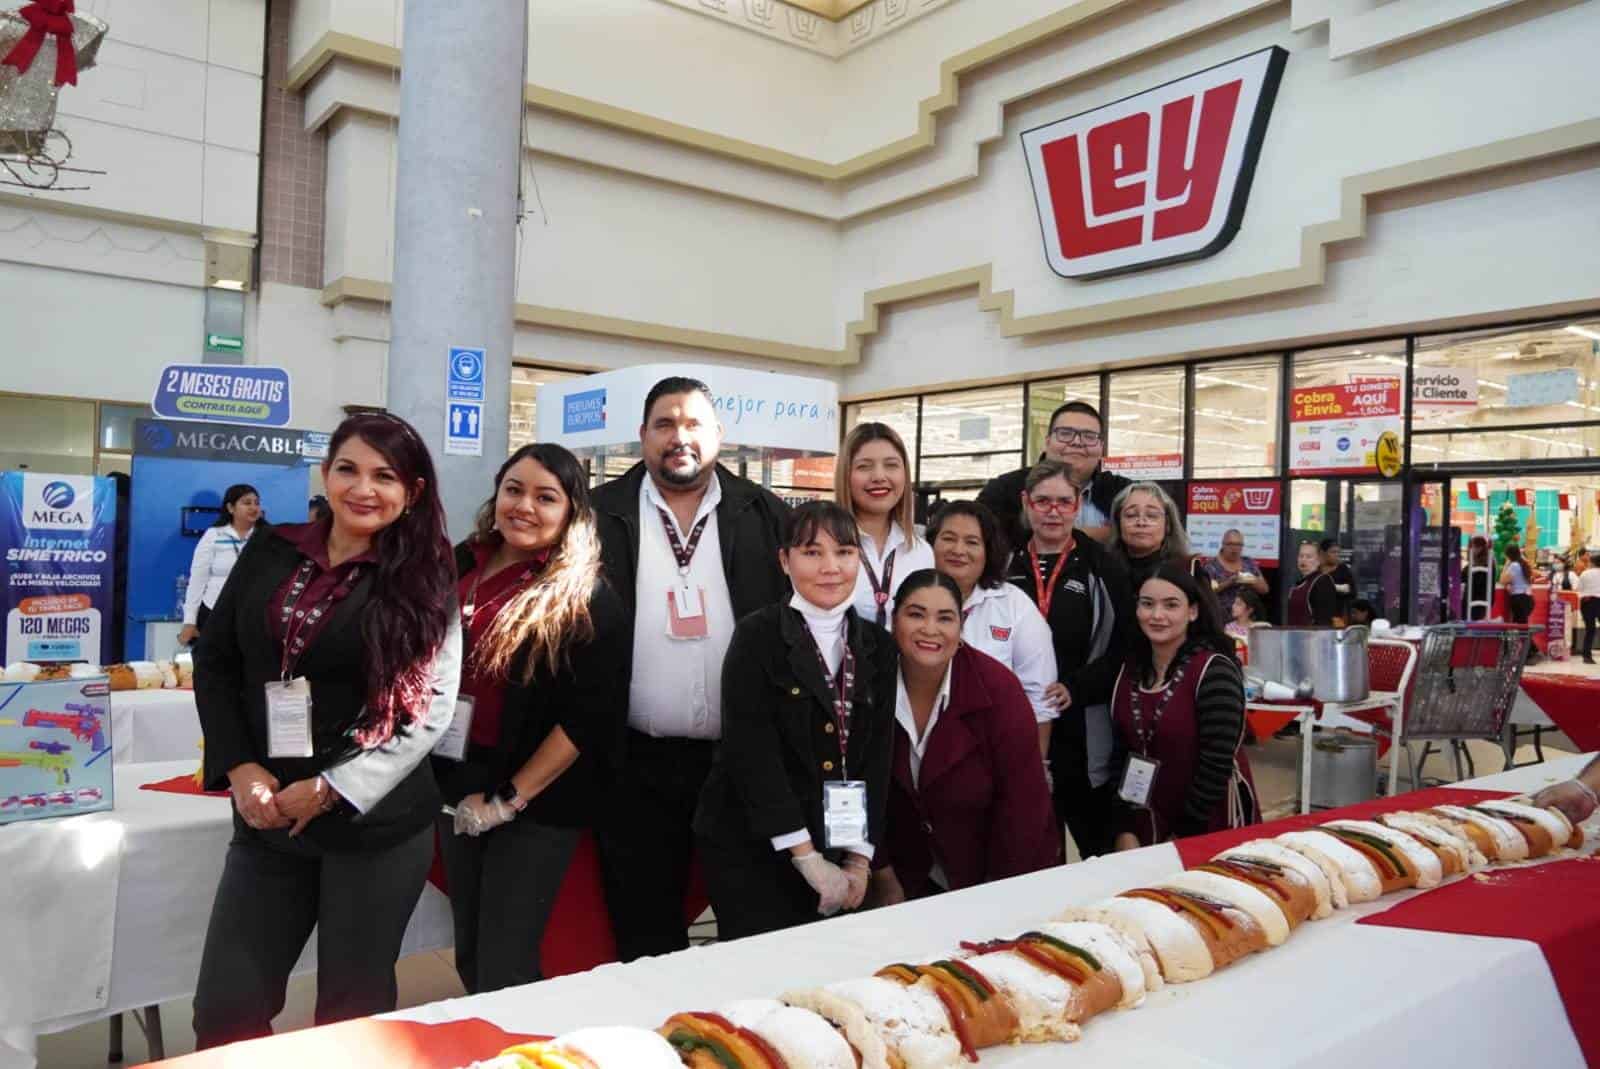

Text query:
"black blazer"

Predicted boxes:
[[977, 461, 1132, 554], [590, 462, 792, 623], [432, 543, 631, 826], [194, 526, 456, 851], [694, 605, 897, 855]]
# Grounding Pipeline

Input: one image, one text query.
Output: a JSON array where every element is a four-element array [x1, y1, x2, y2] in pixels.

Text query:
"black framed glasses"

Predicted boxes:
[[1048, 427, 1102, 446]]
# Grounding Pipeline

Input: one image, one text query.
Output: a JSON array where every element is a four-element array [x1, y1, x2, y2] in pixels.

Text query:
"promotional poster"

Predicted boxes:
[[0, 676, 115, 825], [2, 473, 118, 665]]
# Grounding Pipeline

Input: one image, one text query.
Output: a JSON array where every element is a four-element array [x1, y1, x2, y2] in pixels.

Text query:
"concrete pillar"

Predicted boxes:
[[387, 0, 527, 537]]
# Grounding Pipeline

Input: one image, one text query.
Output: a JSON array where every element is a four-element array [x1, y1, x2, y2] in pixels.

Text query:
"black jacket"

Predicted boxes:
[[694, 605, 897, 855], [194, 526, 460, 851], [977, 461, 1131, 552], [431, 543, 631, 826], [590, 462, 792, 623]]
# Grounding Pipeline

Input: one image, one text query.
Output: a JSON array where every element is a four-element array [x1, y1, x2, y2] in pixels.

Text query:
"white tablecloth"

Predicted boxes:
[[390, 754, 1596, 1068], [20, 761, 453, 1038], [111, 691, 204, 766]]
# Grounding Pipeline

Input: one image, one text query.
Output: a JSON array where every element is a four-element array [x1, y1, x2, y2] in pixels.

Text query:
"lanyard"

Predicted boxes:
[[808, 634, 856, 779], [862, 547, 897, 627], [656, 507, 711, 579], [278, 559, 364, 680], [461, 552, 545, 626], [1129, 657, 1191, 754], [1028, 537, 1074, 616]]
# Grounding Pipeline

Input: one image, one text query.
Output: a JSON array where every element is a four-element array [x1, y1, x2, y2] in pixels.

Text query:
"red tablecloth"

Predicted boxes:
[[1520, 674, 1600, 751], [1360, 856, 1600, 1065], [135, 1016, 545, 1069], [139, 772, 228, 798]]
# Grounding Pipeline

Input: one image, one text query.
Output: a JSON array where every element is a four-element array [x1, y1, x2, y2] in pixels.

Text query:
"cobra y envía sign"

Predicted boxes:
[[152, 363, 292, 427], [1021, 47, 1288, 280]]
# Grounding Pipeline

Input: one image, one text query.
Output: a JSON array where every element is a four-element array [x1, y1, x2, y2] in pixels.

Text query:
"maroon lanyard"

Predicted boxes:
[[1029, 538, 1074, 616], [862, 548, 897, 627], [808, 635, 856, 779], [1129, 657, 1191, 754], [278, 559, 365, 679], [656, 507, 710, 576]]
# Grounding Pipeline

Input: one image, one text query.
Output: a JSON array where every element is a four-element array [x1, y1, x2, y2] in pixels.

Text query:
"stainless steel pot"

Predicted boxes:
[[1247, 626, 1370, 702], [1306, 733, 1378, 808]]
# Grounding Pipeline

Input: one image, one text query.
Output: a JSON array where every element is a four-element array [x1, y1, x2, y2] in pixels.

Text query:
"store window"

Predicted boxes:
[[844, 397, 920, 478], [509, 364, 586, 454], [1289, 340, 1407, 479], [915, 385, 1024, 487], [0, 395, 96, 474], [1192, 356, 1280, 478], [96, 401, 152, 477], [1105, 368, 1185, 480], [1025, 376, 1100, 460]]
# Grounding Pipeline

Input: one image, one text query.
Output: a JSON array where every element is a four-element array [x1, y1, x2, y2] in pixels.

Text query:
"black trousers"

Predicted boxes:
[[194, 603, 212, 632], [191, 820, 433, 1049], [698, 835, 821, 943], [436, 813, 579, 994], [1581, 597, 1600, 658], [595, 730, 714, 962], [1508, 592, 1535, 624], [1056, 778, 1120, 860]]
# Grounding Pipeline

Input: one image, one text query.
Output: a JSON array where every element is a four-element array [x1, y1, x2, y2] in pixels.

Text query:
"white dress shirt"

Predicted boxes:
[[849, 522, 935, 627], [771, 593, 860, 854], [960, 583, 1059, 724], [626, 475, 736, 740], [1577, 568, 1600, 598], [895, 662, 954, 888], [183, 524, 253, 624]]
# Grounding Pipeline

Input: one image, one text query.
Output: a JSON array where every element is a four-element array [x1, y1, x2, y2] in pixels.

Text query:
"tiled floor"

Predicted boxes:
[[35, 732, 1581, 1067]]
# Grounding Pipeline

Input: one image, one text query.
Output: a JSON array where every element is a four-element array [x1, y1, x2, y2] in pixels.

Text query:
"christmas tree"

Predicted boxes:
[[1492, 502, 1521, 572]]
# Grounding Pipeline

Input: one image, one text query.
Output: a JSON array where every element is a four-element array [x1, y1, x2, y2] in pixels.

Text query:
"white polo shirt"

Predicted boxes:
[[627, 475, 737, 740], [960, 583, 1060, 724], [849, 522, 935, 628]]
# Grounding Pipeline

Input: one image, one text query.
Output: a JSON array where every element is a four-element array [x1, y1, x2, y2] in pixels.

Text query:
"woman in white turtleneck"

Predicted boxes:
[[694, 502, 899, 941]]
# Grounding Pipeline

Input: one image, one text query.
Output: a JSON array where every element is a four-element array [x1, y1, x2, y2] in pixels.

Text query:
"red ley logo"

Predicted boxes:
[[990, 626, 1012, 642], [1021, 47, 1288, 279]]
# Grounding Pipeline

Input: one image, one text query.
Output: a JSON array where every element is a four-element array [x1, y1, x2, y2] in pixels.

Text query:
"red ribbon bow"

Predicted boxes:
[[3, 0, 79, 87]]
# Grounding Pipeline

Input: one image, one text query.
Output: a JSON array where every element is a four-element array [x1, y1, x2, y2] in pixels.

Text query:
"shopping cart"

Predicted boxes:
[[1396, 623, 1535, 786]]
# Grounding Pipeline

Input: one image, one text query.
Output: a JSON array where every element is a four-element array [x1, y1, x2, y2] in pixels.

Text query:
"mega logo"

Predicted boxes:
[[22, 474, 94, 531], [1021, 47, 1288, 279]]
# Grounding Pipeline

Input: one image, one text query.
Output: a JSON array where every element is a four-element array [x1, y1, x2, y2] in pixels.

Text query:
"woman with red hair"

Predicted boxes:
[[192, 412, 461, 1047]]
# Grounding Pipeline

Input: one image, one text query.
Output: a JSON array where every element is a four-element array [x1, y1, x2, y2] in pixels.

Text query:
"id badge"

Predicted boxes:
[[265, 677, 314, 758], [822, 780, 868, 849], [1118, 754, 1160, 808], [433, 695, 475, 762], [666, 585, 709, 640]]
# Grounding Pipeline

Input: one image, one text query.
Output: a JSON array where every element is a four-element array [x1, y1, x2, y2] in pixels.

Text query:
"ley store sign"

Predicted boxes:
[[1021, 47, 1288, 279]]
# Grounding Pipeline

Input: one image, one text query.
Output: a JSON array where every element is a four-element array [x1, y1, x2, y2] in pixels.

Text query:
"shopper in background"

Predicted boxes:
[[1500, 543, 1537, 625], [835, 422, 932, 627], [433, 443, 628, 994], [1577, 549, 1600, 664], [1347, 599, 1379, 627], [191, 413, 459, 1047], [695, 502, 894, 938], [1287, 540, 1340, 626], [978, 401, 1130, 550], [1003, 460, 1133, 859], [927, 500, 1065, 756], [1204, 528, 1270, 624], [1463, 535, 1493, 620], [1226, 588, 1269, 644], [178, 483, 260, 646], [1320, 539, 1356, 624], [1109, 482, 1207, 592], [1112, 564, 1258, 849], [591, 376, 790, 961]]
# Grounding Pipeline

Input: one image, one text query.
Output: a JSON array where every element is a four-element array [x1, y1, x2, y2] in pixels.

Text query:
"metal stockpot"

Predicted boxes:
[[1306, 733, 1378, 808], [1247, 626, 1370, 702]]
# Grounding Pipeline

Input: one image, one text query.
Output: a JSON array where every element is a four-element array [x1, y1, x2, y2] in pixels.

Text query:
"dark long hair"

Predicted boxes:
[[469, 443, 602, 681], [927, 500, 1009, 589], [212, 483, 259, 526], [1130, 563, 1234, 684], [325, 413, 453, 746]]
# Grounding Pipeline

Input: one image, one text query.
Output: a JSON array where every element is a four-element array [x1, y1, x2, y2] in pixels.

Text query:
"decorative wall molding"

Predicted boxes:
[[1290, 0, 1536, 59], [652, 0, 960, 59], [0, 202, 207, 287]]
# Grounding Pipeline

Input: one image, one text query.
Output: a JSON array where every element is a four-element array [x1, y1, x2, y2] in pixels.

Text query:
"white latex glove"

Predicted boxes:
[[453, 793, 516, 837], [792, 851, 852, 916], [1532, 780, 1598, 825]]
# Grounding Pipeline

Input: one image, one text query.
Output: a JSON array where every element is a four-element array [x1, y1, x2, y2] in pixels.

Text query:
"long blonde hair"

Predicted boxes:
[[471, 444, 602, 683], [835, 421, 919, 547]]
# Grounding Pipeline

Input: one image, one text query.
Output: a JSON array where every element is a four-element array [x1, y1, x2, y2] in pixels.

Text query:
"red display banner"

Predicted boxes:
[[1185, 480, 1281, 565], [1103, 452, 1184, 479], [1289, 382, 1403, 475]]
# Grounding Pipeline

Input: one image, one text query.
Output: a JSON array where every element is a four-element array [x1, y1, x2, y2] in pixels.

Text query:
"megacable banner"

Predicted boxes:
[[1289, 382, 1403, 476], [1186, 481, 1281, 565], [2, 473, 117, 663]]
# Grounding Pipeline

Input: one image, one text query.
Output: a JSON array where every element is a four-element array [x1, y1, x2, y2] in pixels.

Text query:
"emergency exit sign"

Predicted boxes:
[[205, 333, 244, 354]]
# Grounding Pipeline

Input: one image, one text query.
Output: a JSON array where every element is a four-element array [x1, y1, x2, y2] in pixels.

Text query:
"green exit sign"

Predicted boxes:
[[206, 333, 244, 353]]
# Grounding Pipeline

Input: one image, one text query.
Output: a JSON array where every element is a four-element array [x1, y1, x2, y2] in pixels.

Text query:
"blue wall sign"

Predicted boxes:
[[152, 364, 292, 427]]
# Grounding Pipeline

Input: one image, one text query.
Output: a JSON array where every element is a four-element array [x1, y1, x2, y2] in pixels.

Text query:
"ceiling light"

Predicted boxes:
[[1480, 380, 1507, 390], [1196, 374, 1268, 392], [1564, 325, 1600, 342], [1492, 350, 1520, 360]]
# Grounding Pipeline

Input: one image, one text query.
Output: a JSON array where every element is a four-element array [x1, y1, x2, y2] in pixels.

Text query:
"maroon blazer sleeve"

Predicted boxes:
[[978, 657, 1062, 881]]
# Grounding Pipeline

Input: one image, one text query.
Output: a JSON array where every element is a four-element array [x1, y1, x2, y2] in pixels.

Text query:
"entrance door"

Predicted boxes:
[[1287, 477, 1404, 622]]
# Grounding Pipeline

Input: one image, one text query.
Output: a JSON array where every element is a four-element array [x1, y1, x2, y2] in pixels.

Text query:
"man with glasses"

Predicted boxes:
[[1203, 528, 1270, 623], [978, 401, 1130, 552]]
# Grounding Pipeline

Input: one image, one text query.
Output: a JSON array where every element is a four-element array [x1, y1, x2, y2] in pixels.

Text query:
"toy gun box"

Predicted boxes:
[[0, 676, 114, 825]]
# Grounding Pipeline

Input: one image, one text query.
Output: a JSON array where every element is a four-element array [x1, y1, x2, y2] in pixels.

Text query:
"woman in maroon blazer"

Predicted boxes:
[[870, 569, 1060, 903]]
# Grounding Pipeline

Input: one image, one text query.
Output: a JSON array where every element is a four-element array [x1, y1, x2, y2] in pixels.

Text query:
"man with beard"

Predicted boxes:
[[591, 376, 791, 959], [978, 401, 1130, 550]]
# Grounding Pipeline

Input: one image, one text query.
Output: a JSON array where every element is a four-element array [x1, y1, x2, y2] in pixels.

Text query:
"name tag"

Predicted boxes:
[[265, 677, 314, 759], [1118, 754, 1160, 808], [822, 780, 868, 849], [433, 695, 475, 762], [667, 585, 709, 640]]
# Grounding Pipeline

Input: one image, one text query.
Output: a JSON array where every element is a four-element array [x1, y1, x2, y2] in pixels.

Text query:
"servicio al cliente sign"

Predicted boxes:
[[1021, 47, 1288, 280]]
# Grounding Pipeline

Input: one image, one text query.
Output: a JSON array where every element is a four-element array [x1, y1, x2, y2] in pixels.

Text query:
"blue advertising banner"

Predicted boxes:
[[151, 363, 292, 427], [2, 473, 118, 664]]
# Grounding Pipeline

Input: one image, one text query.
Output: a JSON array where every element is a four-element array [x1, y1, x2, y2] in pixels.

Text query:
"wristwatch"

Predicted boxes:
[[492, 781, 528, 813]]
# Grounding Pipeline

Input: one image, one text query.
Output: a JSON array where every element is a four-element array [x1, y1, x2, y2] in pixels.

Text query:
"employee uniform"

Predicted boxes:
[[184, 523, 254, 631], [590, 462, 789, 961], [1287, 571, 1339, 626], [1577, 566, 1600, 662], [431, 541, 630, 995], [848, 521, 934, 628], [694, 596, 896, 940], [1123, 549, 1206, 598], [883, 645, 1059, 899], [1004, 536, 1133, 859], [959, 581, 1059, 725], [191, 522, 461, 1048], [1326, 563, 1356, 620], [978, 462, 1131, 552]]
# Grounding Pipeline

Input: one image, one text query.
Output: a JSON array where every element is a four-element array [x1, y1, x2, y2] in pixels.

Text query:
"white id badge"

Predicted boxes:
[[672, 583, 704, 619], [666, 584, 709, 640], [1118, 755, 1160, 807], [822, 780, 868, 849], [433, 695, 474, 761], [265, 677, 314, 758]]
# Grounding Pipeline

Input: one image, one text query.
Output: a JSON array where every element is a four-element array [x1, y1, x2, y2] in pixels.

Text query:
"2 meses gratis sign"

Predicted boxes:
[[152, 364, 292, 428]]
